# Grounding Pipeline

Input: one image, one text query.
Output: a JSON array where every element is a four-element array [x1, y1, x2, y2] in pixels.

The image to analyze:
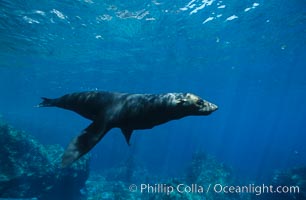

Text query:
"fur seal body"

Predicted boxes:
[[38, 91, 218, 166]]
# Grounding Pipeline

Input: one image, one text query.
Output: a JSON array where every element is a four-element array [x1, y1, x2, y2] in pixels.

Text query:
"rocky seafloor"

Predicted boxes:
[[0, 117, 305, 200], [84, 153, 248, 200], [84, 160, 306, 200], [0, 117, 89, 200]]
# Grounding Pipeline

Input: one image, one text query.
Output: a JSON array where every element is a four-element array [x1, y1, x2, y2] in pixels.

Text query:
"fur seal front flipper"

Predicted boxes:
[[38, 91, 218, 166], [62, 119, 109, 167], [121, 128, 133, 145]]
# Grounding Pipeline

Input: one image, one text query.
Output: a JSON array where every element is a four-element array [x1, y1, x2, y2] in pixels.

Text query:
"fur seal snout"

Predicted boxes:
[[38, 91, 217, 166]]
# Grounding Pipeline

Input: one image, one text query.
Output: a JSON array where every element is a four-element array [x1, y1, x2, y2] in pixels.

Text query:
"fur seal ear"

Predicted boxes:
[[62, 120, 109, 167]]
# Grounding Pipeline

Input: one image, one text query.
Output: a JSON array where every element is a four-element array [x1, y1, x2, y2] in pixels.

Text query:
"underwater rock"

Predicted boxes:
[[85, 174, 135, 200], [103, 155, 151, 183], [0, 118, 90, 200], [85, 152, 248, 200], [185, 152, 246, 200], [250, 167, 305, 200], [85, 156, 151, 200], [271, 167, 305, 200]]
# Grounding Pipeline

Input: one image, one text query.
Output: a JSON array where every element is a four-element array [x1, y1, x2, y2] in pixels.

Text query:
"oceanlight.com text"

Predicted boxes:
[[128, 183, 300, 196]]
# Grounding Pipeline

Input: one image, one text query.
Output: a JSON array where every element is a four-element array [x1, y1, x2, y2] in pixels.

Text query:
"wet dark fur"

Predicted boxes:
[[38, 91, 218, 166]]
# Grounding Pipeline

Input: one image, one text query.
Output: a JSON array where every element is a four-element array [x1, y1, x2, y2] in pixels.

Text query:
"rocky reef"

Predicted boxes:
[[85, 152, 248, 200], [184, 152, 246, 200], [0, 118, 89, 200], [273, 167, 305, 198], [252, 167, 306, 200], [1, 116, 304, 200]]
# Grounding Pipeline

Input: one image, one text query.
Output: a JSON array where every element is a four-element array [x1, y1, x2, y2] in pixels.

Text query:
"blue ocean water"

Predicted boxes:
[[0, 0, 305, 192]]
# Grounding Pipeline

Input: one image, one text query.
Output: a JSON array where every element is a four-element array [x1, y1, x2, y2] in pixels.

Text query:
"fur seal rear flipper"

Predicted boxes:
[[38, 91, 218, 166], [62, 120, 109, 167]]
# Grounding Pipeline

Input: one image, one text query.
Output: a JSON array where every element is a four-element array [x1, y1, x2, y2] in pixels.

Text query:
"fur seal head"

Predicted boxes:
[[173, 93, 218, 115]]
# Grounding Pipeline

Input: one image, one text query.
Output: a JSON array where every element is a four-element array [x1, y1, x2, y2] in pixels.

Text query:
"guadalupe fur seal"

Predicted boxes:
[[38, 91, 218, 166]]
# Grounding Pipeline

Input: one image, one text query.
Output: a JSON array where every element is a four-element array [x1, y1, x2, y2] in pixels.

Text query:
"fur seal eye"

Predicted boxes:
[[196, 99, 204, 105]]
